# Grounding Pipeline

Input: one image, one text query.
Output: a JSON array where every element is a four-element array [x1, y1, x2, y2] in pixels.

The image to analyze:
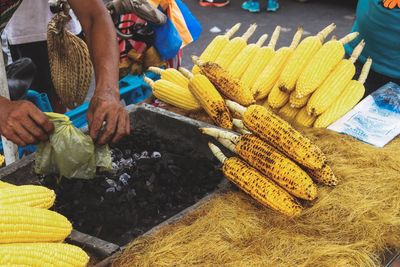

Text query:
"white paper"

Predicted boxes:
[[328, 82, 400, 148]]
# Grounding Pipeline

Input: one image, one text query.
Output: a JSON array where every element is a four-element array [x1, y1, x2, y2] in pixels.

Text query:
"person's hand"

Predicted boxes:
[[0, 100, 54, 146], [87, 90, 130, 145]]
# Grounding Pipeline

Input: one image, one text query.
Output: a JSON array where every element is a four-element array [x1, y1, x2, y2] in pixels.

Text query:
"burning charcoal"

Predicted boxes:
[[119, 173, 131, 186], [140, 151, 150, 159], [111, 148, 123, 161], [151, 151, 161, 159], [106, 187, 116, 193]]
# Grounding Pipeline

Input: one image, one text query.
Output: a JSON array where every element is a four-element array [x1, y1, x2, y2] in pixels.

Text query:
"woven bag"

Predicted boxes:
[[47, 3, 93, 109]]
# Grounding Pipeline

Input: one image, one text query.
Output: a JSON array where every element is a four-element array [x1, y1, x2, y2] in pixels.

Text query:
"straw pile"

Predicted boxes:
[[113, 129, 400, 267]]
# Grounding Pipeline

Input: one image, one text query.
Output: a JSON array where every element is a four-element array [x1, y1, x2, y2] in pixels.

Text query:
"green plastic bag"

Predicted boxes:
[[34, 112, 112, 179]]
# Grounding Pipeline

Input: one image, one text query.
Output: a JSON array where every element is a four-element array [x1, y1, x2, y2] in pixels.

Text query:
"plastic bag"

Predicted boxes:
[[34, 113, 112, 179], [153, 17, 182, 60]]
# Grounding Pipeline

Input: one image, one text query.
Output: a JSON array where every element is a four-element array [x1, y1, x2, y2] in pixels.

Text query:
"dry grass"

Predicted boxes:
[[113, 129, 400, 267]]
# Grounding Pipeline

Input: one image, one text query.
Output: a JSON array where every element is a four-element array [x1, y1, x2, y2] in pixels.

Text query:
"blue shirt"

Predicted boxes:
[[345, 0, 400, 79]]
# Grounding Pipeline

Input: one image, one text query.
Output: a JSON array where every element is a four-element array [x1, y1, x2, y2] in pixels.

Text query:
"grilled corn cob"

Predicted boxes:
[[0, 181, 14, 188], [209, 143, 302, 217], [0, 185, 55, 209], [307, 163, 337, 186], [266, 83, 290, 109], [232, 119, 252, 134], [314, 58, 372, 128], [144, 77, 201, 111], [289, 91, 310, 108], [0, 206, 72, 243], [180, 68, 233, 129], [148, 67, 189, 88], [193, 57, 255, 106], [295, 32, 359, 98], [279, 103, 300, 122], [253, 27, 304, 100], [294, 107, 317, 127], [215, 24, 257, 69], [227, 34, 269, 79], [306, 40, 365, 116], [192, 23, 241, 74], [240, 26, 281, 91], [202, 128, 317, 200], [226, 100, 326, 170], [277, 24, 336, 92], [0, 243, 89, 267]]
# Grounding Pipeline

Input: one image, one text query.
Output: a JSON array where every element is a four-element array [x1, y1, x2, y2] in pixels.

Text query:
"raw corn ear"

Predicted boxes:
[[0, 185, 55, 209], [307, 163, 337, 186], [253, 27, 304, 100], [215, 24, 257, 69], [306, 40, 365, 116], [289, 91, 310, 108], [294, 107, 317, 127], [314, 58, 372, 128], [193, 57, 255, 106], [278, 23, 336, 92], [0, 181, 14, 188], [144, 77, 201, 111], [266, 83, 290, 109], [148, 67, 189, 88], [208, 143, 303, 217], [279, 103, 300, 122], [240, 26, 281, 91], [226, 101, 327, 170], [295, 32, 359, 98]]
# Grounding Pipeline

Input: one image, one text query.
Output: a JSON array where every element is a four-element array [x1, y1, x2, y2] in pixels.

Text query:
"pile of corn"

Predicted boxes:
[[0, 181, 89, 267], [201, 99, 337, 217]]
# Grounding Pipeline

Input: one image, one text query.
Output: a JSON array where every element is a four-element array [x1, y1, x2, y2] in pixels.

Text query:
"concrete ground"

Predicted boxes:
[[181, 0, 357, 67]]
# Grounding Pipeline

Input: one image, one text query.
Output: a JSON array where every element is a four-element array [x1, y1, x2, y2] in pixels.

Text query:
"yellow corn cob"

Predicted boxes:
[[307, 163, 337, 186], [209, 143, 302, 217], [289, 91, 310, 108], [0, 243, 89, 267], [0, 206, 72, 243], [0, 185, 55, 209], [0, 181, 14, 188], [226, 100, 326, 170], [314, 58, 372, 128], [277, 24, 336, 92], [202, 128, 317, 200], [266, 83, 290, 109], [295, 32, 359, 98], [253, 27, 304, 100], [294, 107, 317, 127], [215, 24, 257, 69], [227, 34, 269, 79], [279, 103, 300, 122], [144, 77, 201, 111], [192, 23, 241, 74], [0, 154, 4, 167], [240, 26, 281, 91], [193, 57, 255, 106], [180, 68, 233, 129], [148, 67, 189, 88], [306, 40, 365, 116]]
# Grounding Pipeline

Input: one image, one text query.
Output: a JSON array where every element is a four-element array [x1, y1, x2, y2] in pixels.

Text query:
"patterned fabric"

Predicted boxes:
[[0, 0, 23, 32]]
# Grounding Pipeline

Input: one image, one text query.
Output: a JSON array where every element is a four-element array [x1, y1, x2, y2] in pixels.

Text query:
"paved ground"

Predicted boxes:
[[181, 0, 357, 67]]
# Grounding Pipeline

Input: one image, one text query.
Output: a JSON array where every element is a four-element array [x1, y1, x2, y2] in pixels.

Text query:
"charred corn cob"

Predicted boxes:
[[232, 119, 252, 134], [193, 57, 255, 106], [294, 107, 317, 127], [307, 163, 337, 186], [0, 185, 55, 209], [0, 243, 89, 267], [253, 27, 304, 100], [209, 143, 302, 217], [227, 34, 269, 79], [266, 83, 290, 109], [192, 23, 241, 74], [148, 67, 189, 88], [306, 40, 365, 116], [226, 101, 326, 170], [314, 58, 372, 128], [295, 32, 359, 98], [277, 24, 336, 92], [202, 128, 317, 200], [289, 91, 310, 108], [240, 26, 281, 91], [144, 77, 201, 111], [180, 68, 233, 129], [0, 181, 14, 188], [0, 206, 72, 243], [215, 24, 257, 69]]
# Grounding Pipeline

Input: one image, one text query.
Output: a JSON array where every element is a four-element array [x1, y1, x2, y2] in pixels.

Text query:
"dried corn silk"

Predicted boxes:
[[113, 129, 400, 267]]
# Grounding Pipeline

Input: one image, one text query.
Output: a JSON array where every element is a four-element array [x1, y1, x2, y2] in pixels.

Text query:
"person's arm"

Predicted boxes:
[[68, 0, 130, 145]]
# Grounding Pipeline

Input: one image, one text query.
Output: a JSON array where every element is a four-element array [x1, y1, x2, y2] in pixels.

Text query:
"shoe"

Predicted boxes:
[[266, 0, 279, 11], [199, 0, 230, 7], [241, 0, 260, 12]]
